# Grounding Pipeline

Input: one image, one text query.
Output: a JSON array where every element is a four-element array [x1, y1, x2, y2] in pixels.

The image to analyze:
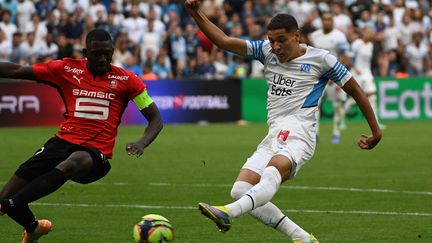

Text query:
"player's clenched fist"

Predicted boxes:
[[184, 0, 200, 14]]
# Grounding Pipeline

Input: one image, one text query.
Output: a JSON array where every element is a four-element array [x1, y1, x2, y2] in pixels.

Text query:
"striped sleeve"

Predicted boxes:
[[320, 54, 352, 87], [246, 40, 265, 64]]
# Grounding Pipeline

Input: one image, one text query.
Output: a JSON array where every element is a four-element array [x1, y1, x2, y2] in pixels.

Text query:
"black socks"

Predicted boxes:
[[2, 168, 67, 232]]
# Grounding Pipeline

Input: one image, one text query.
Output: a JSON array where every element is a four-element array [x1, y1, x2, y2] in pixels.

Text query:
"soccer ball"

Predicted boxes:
[[133, 214, 175, 243]]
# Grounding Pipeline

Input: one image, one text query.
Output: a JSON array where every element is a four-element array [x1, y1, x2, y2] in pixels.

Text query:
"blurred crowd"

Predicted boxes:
[[0, 0, 431, 80]]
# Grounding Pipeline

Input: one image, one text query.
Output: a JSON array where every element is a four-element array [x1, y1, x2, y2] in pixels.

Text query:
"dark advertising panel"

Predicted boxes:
[[123, 80, 241, 124], [0, 82, 65, 126]]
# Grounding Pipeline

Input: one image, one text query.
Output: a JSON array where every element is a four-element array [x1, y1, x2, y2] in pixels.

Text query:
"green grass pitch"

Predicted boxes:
[[0, 121, 431, 242]]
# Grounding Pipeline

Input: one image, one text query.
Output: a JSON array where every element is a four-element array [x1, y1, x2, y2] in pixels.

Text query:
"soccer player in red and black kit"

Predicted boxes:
[[0, 29, 163, 242]]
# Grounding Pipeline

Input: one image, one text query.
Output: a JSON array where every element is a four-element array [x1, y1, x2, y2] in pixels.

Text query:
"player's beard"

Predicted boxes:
[[93, 64, 111, 76]]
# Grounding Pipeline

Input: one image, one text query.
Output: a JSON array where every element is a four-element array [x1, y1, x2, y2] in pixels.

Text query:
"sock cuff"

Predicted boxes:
[[233, 181, 253, 189], [263, 166, 282, 185]]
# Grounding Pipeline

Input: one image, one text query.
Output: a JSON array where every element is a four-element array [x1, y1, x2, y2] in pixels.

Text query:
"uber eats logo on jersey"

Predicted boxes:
[[271, 74, 296, 96]]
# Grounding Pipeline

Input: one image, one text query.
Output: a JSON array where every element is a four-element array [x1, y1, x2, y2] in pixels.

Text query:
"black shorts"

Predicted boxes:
[[15, 136, 111, 184]]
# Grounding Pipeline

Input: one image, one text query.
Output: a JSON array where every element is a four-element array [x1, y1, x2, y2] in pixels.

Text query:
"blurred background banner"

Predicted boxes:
[[123, 80, 242, 124], [0, 80, 242, 126], [0, 82, 64, 126], [241, 78, 432, 122], [378, 77, 432, 120]]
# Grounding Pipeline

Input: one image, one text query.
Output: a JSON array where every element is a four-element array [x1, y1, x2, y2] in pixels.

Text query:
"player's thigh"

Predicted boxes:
[[14, 136, 72, 182], [271, 116, 316, 179], [70, 147, 111, 184], [241, 142, 274, 184]]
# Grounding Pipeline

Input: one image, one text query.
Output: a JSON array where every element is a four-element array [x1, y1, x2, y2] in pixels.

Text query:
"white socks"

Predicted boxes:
[[226, 166, 281, 217], [228, 179, 310, 241]]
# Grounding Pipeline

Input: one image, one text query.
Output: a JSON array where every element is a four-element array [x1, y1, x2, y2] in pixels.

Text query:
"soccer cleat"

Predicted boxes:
[[293, 233, 319, 243], [197, 202, 232, 233], [331, 134, 340, 144], [21, 219, 52, 243]]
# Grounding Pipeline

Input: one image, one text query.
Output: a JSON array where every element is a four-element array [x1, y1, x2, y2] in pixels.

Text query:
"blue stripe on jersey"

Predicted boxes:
[[302, 78, 328, 108], [322, 61, 349, 83], [249, 40, 265, 64]]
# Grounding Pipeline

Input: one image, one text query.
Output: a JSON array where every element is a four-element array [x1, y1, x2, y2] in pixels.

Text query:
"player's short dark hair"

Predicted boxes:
[[267, 14, 299, 33], [85, 29, 113, 48]]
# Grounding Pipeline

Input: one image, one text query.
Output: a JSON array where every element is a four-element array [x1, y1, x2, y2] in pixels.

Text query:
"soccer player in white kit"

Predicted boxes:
[[185, 1, 382, 242], [347, 26, 385, 128], [310, 12, 351, 144]]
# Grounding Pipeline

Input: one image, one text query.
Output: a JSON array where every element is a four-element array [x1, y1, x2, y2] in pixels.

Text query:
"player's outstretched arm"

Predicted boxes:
[[0, 62, 35, 81], [342, 78, 382, 149], [184, 0, 247, 56], [126, 102, 163, 157]]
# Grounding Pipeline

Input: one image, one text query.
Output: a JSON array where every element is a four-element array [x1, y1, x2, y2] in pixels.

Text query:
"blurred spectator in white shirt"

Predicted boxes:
[[9, 32, 27, 64], [112, 34, 133, 67], [139, 0, 162, 20], [0, 10, 18, 42], [88, 0, 107, 23], [405, 32, 430, 76], [16, 0, 35, 31], [140, 20, 162, 64], [21, 31, 48, 64], [0, 29, 12, 62], [122, 4, 147, 45], [331, 3, 352, 34], [21, 14, 47, 43], [213, 50, 228, 80], [63, 0, 89, 13], [398, 12, 416, 46]]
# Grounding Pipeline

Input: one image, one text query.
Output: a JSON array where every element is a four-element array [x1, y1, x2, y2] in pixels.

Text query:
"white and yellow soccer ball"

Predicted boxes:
[[133, 214, 175, 243]]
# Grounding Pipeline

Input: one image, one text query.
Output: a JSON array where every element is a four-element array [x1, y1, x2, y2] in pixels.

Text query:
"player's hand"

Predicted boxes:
[[184, 0, 200, 15], [357, 133, 381, 150], [126, 142, 145, 157]]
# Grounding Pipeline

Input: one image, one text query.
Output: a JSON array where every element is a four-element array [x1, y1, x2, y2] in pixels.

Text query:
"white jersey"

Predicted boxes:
[[310, 29, 349, 56], [350, 39, 375, 93], [246, 40, 352, 125], [351, 39, 373, 75]]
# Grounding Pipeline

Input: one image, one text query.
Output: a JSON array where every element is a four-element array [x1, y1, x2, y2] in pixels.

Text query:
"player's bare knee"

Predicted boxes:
[[57, 151, 93, 177], [267, 155, 292, 181]]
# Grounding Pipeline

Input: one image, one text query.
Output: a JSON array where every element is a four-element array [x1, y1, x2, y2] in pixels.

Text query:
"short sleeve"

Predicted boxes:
[[246, 40, 266, 64], [32, 60, 64, 85], [320, 54, 352, 87], [127, 74, 147, 100]]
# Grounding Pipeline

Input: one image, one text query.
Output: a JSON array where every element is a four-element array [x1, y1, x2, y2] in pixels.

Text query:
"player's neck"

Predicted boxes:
[[287, 45, 307, 62]]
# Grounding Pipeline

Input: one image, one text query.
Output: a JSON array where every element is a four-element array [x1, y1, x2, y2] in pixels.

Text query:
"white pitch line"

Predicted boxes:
[[2, 180, 431, 196], [149, 182, 432, 196], [31, 202, 432, 217]]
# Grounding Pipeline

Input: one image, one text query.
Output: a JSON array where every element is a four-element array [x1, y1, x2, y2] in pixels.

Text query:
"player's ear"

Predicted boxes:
[[82, 48, 87, 57], [294, 30, 300, 42]]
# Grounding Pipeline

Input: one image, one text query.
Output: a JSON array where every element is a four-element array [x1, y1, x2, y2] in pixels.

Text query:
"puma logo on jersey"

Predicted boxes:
[[73, 75, 82, 84]]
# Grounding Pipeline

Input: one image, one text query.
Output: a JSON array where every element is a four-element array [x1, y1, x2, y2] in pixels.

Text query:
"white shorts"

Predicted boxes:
[[325, 82, 347, 102], [242, 115, 317, 178], [351, 69, 376, 94]]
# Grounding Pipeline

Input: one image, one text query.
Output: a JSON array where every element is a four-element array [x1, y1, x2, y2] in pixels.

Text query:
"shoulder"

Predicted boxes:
[[109, 65, 143, 84], [305, 45, 330, 57]]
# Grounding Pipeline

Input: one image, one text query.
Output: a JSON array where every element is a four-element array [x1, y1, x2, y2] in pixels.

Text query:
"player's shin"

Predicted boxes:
[[250, 202, 310, 241], [226, 166, 281, 218], [11, 168, 67, 207], [230, 181, 253, 200], [0, 200, 37, 233]]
